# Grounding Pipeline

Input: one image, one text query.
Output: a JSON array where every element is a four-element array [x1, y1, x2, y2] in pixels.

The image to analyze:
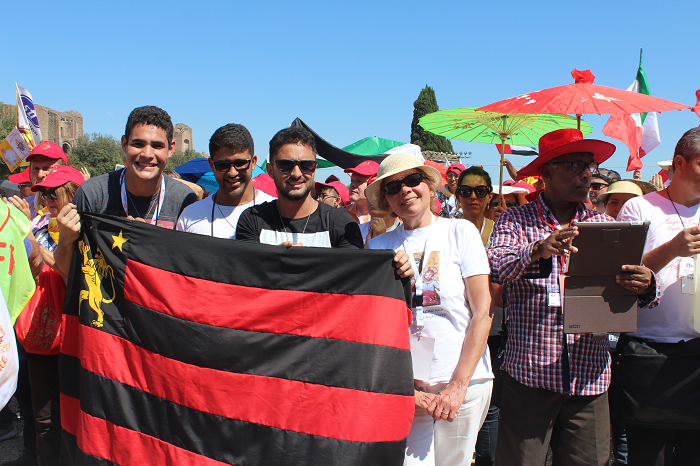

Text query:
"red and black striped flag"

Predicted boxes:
[[60, 213, 414, 466]]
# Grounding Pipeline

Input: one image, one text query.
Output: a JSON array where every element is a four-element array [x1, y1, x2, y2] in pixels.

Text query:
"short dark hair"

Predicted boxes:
[[209, 124, 255, 159], [124, 106, 174, 144], [457, 165, 493, 188], [597, 168, 621, 182], [268, 127, 316, 161], [673, 127, 700, 170]]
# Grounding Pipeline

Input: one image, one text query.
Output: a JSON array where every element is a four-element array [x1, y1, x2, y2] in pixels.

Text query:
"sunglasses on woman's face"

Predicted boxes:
[[212, 159, 252, 173], [272, 159, 317, 175], [41, 187, 59, 200], [456, 185, 490, 198], [382, 172, 424, 195]]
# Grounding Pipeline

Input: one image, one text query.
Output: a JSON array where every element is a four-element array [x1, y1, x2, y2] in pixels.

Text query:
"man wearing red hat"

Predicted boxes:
[[436, 163, 466, 218], [8, 167, 33, 199], [344, 160, 379, 224], [314, 180, 348, 208], [52, 106, 198, 275], [487, 128, 657, 466]]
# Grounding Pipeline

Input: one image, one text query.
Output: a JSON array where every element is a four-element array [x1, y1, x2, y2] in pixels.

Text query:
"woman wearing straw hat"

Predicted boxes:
[[367, 153, 493, 466], [597, 180, 655, 220]]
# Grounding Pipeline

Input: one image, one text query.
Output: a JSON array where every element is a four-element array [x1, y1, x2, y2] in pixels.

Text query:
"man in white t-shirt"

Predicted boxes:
[[177, 124, 275, 238], [617, 127, 700, 465]]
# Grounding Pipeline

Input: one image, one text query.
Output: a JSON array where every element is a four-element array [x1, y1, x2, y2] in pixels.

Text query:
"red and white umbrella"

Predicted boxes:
[[477, 69, 690, 128]]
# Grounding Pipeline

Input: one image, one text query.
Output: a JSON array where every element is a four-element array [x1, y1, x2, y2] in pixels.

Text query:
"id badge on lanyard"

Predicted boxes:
[[403, 218, 437, 381], [537, 200, 578, 309], [680, 256, 695, 295]]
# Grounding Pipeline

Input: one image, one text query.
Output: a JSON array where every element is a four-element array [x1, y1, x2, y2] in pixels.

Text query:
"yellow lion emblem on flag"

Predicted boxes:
[[78, 241, 115, 328]]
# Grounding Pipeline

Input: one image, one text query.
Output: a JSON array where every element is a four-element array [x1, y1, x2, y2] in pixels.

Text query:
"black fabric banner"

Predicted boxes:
[[60, 213, 414, 466], [290, 118, 388, 168]]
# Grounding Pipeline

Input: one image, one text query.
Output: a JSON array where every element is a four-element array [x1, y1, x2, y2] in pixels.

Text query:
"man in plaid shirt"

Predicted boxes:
[[487, 129, 657, 466]]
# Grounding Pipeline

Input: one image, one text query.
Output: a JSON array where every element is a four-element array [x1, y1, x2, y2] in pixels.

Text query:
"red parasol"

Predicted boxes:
[[424, 160, 449, 186], [477, 69, 690, 128]]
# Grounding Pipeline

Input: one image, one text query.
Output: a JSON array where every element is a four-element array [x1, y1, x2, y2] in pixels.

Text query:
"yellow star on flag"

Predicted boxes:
[[111, 230, 128, 252]]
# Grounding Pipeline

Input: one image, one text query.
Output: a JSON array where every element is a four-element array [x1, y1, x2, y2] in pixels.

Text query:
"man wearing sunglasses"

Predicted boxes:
[[236, 127, 363, 249], [314, 180, 348, 209], [588, 170, 620, 213], [487, 129, 657, 466], [177, 124, 275, 238]]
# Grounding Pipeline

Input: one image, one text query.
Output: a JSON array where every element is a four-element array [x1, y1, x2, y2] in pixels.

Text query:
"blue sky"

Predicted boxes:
[[4, 0, 699, 185]]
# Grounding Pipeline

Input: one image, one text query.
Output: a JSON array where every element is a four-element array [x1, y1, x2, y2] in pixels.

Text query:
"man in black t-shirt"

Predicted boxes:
[[236, 126, 412, 277], [53, 106, 198, 275], [236, 126, 362, 248]]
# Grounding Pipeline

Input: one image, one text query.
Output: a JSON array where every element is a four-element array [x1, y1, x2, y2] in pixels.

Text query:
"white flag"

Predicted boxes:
[[16, 83, 43, 144]]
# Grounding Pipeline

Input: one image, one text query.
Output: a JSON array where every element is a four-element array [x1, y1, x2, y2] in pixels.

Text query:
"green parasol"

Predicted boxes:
[[419, 107, 593, 203], [342, 136, 406, 156]]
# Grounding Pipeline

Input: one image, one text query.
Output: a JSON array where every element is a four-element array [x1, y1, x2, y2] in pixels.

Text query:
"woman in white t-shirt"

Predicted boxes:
[[366, 153, 493, 466]]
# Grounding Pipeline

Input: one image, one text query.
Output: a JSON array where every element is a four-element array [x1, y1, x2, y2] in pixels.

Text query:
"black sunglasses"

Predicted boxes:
[[590, 182, 609, 191], [456, 185, 491, 199], [548, 160, 599, 174], [273, 159, 317, 175], [382, 172, 424, 195], [212, 159, 253, 173]]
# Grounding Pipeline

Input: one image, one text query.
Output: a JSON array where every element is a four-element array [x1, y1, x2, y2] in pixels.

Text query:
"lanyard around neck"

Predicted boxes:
[[401, 215, 437, 331], [120, 169, 166, 226], [211, 189, 256, 237]]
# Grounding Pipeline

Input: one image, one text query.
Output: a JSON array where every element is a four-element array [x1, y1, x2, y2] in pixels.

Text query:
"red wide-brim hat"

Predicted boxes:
[[517, 128, 615, 177]]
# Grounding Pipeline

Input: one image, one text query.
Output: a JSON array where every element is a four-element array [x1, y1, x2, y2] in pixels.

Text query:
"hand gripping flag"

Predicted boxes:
[[60, 213, 414, 466]]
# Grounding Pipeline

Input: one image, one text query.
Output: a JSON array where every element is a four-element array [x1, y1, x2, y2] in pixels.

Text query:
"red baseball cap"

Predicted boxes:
[[344, 160, 379, 177], [31, 165, 84, 192], [315, 181, 349, 205], [8, 167, 31, 184], [447, 163, 466, 175], [27, 141, 68, 164], [517, 129, 615, 177], [512, 182, 537, 193]]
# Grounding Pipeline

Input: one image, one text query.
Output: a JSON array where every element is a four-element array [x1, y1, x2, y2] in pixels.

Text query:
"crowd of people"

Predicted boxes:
[[0, 104, 698, 466]]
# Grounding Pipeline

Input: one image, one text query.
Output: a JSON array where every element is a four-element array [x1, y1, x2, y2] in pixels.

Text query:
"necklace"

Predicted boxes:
[[277, 200, 313, 244], [667, 188, 686, 228], [211, 189, 257, 237], [126, 189, 156, 220]]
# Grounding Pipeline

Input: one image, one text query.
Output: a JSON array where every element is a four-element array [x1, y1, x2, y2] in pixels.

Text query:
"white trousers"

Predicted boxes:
[[404, 378, 492, 466]]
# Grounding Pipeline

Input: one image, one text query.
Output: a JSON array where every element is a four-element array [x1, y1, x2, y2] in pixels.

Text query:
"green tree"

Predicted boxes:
[[410, 85, 454, 153], [166, 148, 204, 171], [67, 133, 125, 177]]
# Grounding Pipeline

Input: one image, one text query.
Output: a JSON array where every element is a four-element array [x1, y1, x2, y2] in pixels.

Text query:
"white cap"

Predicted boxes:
[[657, 160, 673, 170], [492, 184, 528, 195]]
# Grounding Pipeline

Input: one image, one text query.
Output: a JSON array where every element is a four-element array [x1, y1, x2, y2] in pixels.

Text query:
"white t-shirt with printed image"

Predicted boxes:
[[369, 217, 493, 385], [618, 192, 700, 342]]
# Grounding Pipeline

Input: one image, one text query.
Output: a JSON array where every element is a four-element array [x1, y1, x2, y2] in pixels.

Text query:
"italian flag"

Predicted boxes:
[[602, 49, 660, 171]]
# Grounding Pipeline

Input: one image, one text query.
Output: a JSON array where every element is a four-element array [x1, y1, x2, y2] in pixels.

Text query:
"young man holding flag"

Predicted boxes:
[[53, 106, 198, 275]]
